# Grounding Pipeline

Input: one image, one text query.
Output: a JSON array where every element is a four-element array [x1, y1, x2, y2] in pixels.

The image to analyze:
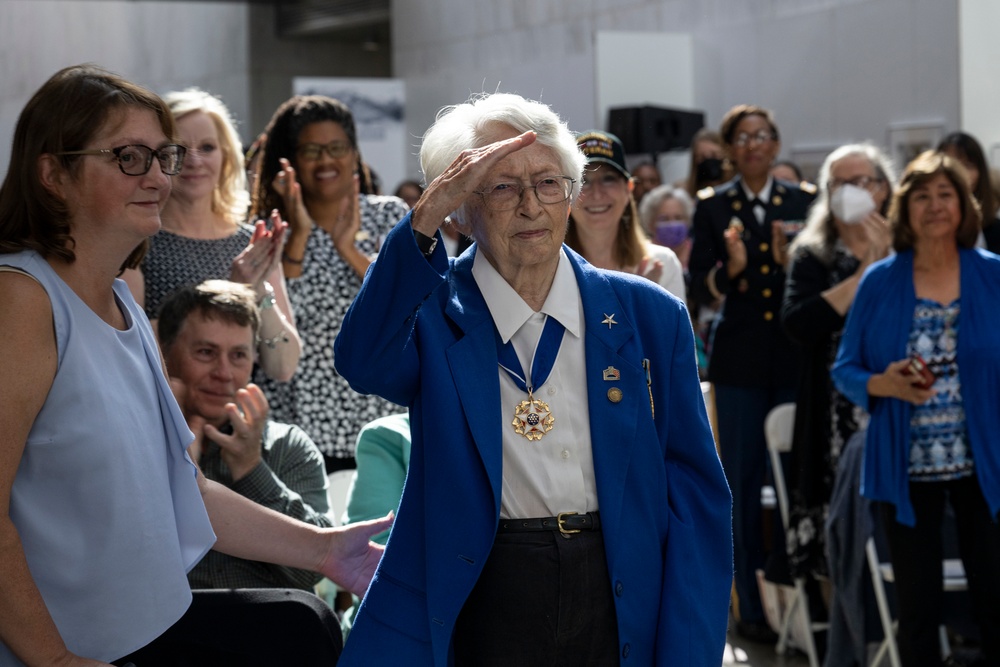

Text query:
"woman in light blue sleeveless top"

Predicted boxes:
[[0, 65, 391, 666]]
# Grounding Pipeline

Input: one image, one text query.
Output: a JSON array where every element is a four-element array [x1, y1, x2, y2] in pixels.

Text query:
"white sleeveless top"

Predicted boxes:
[[0, 251, 216, 663]]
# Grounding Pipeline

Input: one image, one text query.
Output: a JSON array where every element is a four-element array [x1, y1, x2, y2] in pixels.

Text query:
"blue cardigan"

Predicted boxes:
[[334, 214, 733, 666], [832, 248, 1000, 526]]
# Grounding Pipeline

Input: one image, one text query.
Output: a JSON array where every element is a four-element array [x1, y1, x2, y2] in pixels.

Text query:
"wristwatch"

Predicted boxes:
[[413, 229, 438, 257]]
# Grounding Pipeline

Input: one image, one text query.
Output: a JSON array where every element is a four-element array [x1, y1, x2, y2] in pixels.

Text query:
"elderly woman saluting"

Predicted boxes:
[[334, 93, 732, 666], [832, 151, 1000, 666]]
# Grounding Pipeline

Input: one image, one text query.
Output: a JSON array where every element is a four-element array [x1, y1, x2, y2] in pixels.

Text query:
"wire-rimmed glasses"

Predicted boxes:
[[474, 176, 576, 211], [59, 144, 186, 176]]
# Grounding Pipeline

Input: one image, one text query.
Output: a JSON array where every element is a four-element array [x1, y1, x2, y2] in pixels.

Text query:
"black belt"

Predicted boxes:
[[497, 511, 600, 535]]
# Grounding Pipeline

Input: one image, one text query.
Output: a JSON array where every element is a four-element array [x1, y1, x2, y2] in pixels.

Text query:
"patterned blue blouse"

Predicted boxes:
[[907, 298, 973, 481]]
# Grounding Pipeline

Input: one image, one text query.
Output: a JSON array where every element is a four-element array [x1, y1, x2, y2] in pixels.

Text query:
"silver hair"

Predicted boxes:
[[638, 184, 694, 233], [790, 142, 897, 265], [419, 93, 585, 224]]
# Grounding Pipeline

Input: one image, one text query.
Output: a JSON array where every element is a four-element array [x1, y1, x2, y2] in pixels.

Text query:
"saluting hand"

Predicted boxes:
[[411, 130, 538, 237]]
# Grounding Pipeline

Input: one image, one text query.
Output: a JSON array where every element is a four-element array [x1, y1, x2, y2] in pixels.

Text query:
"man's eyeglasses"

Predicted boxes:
[[733, 130, 776, 148], [474, 176, 575, 211], [830, 175, 883, 191], [59, 144, 186, 176], [296, 141, 353, 161]]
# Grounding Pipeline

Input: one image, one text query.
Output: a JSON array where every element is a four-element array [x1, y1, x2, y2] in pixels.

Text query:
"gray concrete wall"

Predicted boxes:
[[0, 0, 251, 175], [392, 0, 960, 182]]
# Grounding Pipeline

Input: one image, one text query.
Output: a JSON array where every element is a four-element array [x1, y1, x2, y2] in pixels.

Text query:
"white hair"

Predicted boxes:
[[790, 142, 897, 264], [419, 93, 585, 224], [638, 184, 694, 233]]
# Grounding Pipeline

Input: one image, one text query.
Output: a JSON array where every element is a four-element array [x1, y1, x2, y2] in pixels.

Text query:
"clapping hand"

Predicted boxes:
[[723, 225, 748, 278], [273, 157, 314, 236], [231, 210, 288, 292], [330, 174, 363, 253], [202, 384, 270, 481]]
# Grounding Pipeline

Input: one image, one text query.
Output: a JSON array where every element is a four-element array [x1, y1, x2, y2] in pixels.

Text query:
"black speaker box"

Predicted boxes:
[[607, 106, 705, 155]]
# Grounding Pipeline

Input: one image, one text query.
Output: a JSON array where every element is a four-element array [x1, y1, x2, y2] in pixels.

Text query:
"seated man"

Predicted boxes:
[[158, 279, 333, 591]]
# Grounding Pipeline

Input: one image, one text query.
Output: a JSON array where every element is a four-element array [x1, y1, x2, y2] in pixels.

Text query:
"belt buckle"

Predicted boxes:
[[557, 511, 581, 535]]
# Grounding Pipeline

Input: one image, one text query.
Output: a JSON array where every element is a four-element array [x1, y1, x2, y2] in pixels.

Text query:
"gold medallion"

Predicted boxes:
[[512, 394, 554, 441]]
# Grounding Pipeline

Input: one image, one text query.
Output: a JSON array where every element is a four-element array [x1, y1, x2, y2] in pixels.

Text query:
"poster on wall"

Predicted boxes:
[[293, 77, 407, 197]]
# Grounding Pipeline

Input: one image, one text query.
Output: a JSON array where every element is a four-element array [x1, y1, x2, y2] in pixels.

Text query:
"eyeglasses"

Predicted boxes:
[[296, 141, 353, 161], [733, 130, 776, 148], [580, 172, 627, 193], [830, 175, 883, 191], [474, 176, 575, 211], [59, 144, 186, 176]]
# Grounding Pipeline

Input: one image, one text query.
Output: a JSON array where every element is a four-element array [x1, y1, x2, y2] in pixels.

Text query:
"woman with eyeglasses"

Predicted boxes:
[[333, 91, 731, 667], [688, 104, 817, 642], [566, 130, 686, 301], [0, 64, 391, 667], [123, 88, 301, 383], [250, 95, 408, 473], [780, 144, 894, 588]]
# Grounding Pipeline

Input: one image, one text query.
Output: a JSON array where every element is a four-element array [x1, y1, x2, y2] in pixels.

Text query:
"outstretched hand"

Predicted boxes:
[[316, 513, 395, 597], [411, 130, 537, 237]]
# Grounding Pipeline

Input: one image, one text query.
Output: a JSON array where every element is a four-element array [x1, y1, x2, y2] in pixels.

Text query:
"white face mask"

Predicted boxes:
[[829, 183, 876, 224]]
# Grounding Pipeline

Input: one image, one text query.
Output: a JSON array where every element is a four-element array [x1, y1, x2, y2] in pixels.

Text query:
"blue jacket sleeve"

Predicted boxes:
[[334, 213, 449, 406], [831, 268, 877, 411], [656, 297, 733, 664]]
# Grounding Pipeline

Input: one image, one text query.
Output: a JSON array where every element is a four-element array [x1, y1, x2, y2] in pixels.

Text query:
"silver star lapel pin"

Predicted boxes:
[[601, 313, 618, 329]]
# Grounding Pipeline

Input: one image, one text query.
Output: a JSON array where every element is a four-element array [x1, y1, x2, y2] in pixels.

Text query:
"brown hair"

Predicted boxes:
[[157, 279, 260, 350], [685, 128, 728, 197], [0, 64, 175, 272], [719, 104, 780, 148], [890, 151, 981, 252]]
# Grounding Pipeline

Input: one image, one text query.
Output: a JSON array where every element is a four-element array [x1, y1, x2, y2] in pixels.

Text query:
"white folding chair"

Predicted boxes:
[[764, 402, 828, 667], [865, 534, 967, 667], [325, 469, 356, 527]]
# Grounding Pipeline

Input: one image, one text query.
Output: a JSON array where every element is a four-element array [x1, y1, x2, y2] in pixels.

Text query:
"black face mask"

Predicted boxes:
[[696, 157, 724, 183]]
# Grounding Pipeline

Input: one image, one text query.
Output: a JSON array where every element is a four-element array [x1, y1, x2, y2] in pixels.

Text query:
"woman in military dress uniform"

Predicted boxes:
[[688, 104, 816, 640]]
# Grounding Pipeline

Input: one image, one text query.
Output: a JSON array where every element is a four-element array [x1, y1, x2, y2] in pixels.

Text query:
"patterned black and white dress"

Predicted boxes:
[[141, 224, 254, 319], [255, 194, 408, 470]]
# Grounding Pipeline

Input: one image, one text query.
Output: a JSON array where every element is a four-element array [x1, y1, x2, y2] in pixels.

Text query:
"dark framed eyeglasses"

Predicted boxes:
[[296, 141, 353, 161], [58, 144, 186, 176], [474, 176, 576, 211]]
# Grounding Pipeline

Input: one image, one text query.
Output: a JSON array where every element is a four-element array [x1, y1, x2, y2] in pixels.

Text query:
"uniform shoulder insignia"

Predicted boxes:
[[696, 186, 716, 200], [798, 181, 817, 194]]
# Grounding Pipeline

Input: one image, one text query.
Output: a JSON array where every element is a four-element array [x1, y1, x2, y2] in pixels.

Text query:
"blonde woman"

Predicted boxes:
[[123, 88, 301, 381]]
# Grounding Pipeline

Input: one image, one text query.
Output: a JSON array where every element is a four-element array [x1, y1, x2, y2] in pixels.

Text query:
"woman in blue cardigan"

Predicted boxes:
[[832, 151, 1000, 666]]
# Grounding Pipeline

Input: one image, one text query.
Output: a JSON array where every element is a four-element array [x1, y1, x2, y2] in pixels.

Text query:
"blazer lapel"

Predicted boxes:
[[568, 249, 641, 543], [445, 250, 504, 512]]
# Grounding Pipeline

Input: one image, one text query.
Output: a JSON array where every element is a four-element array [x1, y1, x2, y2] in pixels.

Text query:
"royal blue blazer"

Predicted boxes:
[[334, 214, 733, 666]]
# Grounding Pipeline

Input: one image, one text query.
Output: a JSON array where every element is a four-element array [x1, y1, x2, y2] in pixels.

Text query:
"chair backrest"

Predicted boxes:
[[765, 403, 796, 454], [326, 469, 355, 527], [764, 402, 796, 529]]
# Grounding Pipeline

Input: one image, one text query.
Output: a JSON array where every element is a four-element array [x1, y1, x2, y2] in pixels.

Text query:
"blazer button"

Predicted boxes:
[[615, 581, 624, 596], [764, 311, 774, 321], [762, 288, 772, 298], [759, 242, 769, 252], [760, 265, 771, 275]]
